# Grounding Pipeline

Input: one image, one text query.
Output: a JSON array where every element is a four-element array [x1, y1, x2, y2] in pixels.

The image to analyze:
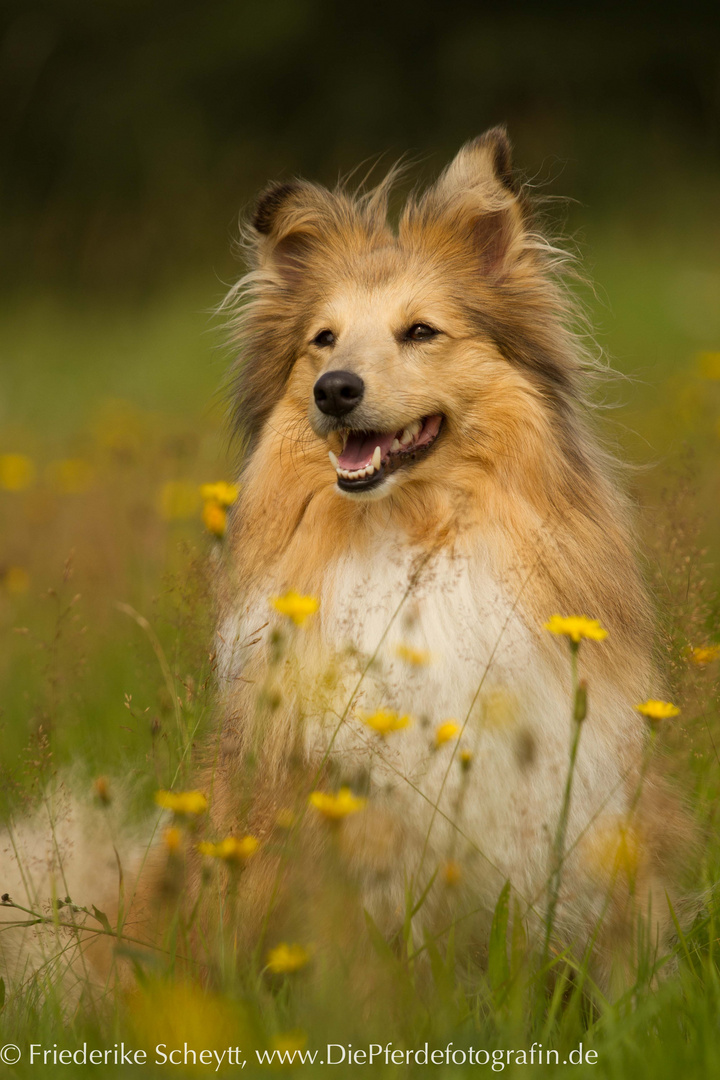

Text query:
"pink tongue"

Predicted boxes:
[[338, 429, 397, 470]]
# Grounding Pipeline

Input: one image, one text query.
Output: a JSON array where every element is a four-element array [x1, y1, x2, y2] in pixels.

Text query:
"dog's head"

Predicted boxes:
[[230, 128, 589, 503]]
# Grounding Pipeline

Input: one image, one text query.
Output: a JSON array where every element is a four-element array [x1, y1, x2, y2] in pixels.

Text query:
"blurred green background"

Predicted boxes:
[[1, 0, 719, 795], [3, 8, 720, 1071]]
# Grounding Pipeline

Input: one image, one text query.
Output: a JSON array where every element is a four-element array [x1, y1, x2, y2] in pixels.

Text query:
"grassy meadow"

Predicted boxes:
[[1, 212, 720, 1077]]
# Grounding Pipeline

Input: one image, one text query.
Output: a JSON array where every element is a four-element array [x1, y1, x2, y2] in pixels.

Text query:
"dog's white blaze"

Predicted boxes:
[[219, 535, 631, 924]]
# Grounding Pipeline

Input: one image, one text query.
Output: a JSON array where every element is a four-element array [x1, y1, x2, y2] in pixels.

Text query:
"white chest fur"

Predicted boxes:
[[219, 535, 631, 911]]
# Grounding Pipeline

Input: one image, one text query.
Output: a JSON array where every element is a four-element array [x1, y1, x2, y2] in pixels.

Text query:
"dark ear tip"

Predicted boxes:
[[252, 181, 301, 234], [473, 125, 516, 192]]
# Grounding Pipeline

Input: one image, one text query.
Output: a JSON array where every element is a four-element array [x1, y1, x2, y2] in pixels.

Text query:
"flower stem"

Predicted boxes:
[[543, 641, 583, 966]]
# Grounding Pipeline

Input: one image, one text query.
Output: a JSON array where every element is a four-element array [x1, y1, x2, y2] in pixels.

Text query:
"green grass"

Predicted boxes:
[[1, 217, 719, 1076]]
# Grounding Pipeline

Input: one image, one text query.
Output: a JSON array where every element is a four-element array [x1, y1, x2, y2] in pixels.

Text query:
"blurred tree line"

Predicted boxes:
[[1, 0, 718, 294]]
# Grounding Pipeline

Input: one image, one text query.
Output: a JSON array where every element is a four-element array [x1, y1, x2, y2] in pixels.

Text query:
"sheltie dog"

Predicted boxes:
[[210, 126, 690, 985], [2, 127, 691, 995]]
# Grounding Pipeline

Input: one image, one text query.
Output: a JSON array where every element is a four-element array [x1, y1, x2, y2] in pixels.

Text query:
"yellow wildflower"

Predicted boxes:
[[200, 481, 239, 507], [266, 943, 312, 974], [159, 480, 201, 521], [435, 720, 461, 747], [309, 787, 366, 821], [93, 776, 111, 806], [270, 590, 319, 626], [544, 615, 608, 643], [481, 688, 518, 729], [271, 1031, 307, 1054], [688, 645, 720, 666], [635, 699, 680, 723], [129, 979, 247, 1068], [45, 458, 95, 494], [361, 708, 412, 737], [698, 351, 720, 380], [460, 749, 474, 770], [583, 817, 642, 882], [197, 835, 259, 861], [202, 500, 227, 537], [442, 860, 462, 887], [154, 789, 208, 816], [395, 643, 432, 666], [0, 453, 36, 491], [3, 566, 30, 594], [163, 826, 182, 854]]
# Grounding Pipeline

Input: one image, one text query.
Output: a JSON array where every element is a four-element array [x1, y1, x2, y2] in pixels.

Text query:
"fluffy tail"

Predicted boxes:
[[0, 779, 150, 1001]]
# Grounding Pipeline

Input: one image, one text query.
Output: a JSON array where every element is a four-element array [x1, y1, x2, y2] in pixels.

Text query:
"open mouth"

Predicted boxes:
[[328, 414, 444, 493]]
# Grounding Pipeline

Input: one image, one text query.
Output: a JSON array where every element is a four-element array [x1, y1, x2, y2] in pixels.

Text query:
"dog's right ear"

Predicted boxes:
[[251, 181, 303, 236], [248, 180, 326, 285]]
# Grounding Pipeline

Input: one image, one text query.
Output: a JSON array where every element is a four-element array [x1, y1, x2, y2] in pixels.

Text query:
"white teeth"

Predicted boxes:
[[391, 438, 401, 452], [400, 420, 421, 446], [328, 450, 339, 469], [372, 446, 381, 470], [335, 459, 381, 483]]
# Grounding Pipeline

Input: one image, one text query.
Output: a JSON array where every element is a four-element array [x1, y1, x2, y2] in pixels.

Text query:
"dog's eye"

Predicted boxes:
[[405, 323, 439, 342], [312, 329, 336, 347]]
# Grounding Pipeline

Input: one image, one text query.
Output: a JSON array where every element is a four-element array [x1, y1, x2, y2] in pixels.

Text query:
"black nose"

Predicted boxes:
[[313, 370, 365, 417]]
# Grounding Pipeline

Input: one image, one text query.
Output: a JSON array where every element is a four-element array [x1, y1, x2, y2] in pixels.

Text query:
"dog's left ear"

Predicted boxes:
[[421, 126, 523, 276]]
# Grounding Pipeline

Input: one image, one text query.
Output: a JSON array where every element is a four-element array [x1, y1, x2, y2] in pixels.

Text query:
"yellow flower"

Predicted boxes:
[[202, 500, 227, 537], [197, 835, 259, 861], [93, 776, 111, 805], [154, 789, 208, 816], [163, 826, 182, 854], [270, 590, 319, 626], [200, 482, 239, 507], [2, 566, 30, 594], [460, 749, 474, 770], [544, 615, 608, 644], [435, 721, 461, 747], [0, 453, 36, 491], [45, 458, 95, 494], [481, 688, 518, 729], [688, 645, 720, 666], [129, 979, 248, 1069], [583, 817, 642, 882], [266, 943, 312, 974], [395, 643, 432, 666], [442, 860, 462, 887], [159, 481, 201, 521], [635, 699, 680, 723], [698, 351, 720, 380], [361, 708, 412, 737], [309, 787, 366, 821], [271, 1031, 307, 1055]]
